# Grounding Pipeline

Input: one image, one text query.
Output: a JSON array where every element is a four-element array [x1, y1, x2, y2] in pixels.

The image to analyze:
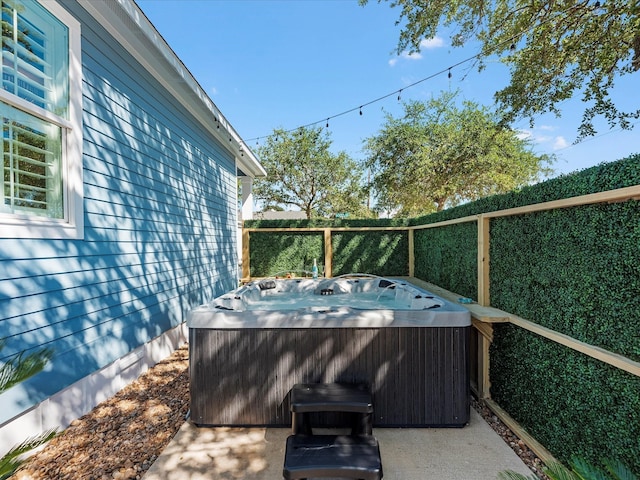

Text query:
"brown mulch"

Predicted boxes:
[[11, 345, 190, 480], [11, 343, 546, 479]]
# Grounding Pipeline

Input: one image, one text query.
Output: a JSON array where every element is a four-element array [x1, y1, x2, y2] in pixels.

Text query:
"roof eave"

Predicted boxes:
[[78, 0, 266, 178]]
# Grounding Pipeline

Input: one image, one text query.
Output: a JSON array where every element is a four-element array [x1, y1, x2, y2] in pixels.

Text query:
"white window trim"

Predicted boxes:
[[0, 0, 83, 240]]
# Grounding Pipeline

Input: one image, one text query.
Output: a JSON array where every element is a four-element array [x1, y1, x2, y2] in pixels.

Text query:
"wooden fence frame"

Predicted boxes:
[[242, 184, 640, 402]]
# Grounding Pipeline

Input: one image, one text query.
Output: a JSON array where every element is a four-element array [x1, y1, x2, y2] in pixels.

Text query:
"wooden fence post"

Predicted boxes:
[[477, 214, 490, 307], [408, 228, 415, 277], [323, 228, 332, 278], [242, 228, 250, 281]]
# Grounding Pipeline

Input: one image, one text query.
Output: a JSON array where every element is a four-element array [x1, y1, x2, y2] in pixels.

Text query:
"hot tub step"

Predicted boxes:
[[283, 434, 383, 480], [290, 383, 373, 435]]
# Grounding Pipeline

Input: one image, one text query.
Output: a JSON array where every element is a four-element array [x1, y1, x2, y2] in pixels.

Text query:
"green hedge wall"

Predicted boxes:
[[413, 222, 477, 299], [246, 219, 411, 278], [490, 202, 640, 361], [491, 325, 640, 472], [249, 232, 323, 277], [331, 231, 408, 276], [410, 155, 640, 473], [410, 154, 640, 225]]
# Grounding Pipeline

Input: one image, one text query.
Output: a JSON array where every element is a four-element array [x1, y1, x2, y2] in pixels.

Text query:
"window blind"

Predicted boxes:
[[2, 104, 62, 217], [1, 0, 68, 219]]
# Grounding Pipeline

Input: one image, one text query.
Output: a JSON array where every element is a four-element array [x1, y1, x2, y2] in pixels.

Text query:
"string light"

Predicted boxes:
[[242, 4, 581, 146]]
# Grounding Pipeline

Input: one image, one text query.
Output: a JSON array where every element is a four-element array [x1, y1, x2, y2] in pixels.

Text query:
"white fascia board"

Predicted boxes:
[[77, 0, 266, 178]]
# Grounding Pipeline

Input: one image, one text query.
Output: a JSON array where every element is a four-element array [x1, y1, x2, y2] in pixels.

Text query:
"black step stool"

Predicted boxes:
[[290, 383, 373, 436], [283, 434, 383, 480]]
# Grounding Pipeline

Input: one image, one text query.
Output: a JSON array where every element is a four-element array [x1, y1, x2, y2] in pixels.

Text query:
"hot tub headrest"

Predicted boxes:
[[378, 279, 396, 289], [258, 279, 277, 291]]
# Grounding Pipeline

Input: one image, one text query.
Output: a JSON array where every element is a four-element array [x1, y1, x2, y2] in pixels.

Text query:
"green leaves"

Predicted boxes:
[[0, 343, 56, 479], [0, 342, 54, 392], [361, 0, 640, 139], [363, 92, 551, 216], [0, 429, 57, 480], [254, 126, 369, 219]]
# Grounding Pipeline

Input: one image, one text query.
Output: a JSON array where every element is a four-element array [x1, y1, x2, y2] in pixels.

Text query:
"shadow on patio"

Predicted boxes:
[[144, 409, 533, 480]]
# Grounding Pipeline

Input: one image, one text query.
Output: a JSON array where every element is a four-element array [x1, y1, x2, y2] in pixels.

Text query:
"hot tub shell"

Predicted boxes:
[[188, 277, 471, 427]]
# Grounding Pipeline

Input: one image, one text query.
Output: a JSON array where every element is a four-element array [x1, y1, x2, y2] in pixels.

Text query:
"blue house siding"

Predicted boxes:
[[0, 2, 241, 425]]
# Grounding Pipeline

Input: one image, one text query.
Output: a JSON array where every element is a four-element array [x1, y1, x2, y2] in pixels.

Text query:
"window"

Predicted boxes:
[[1, 0, 82, 239]]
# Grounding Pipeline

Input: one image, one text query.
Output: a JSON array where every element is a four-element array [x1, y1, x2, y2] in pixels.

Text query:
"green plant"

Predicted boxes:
[[0, 343, 57, 479], [498, 457, 638, 480]]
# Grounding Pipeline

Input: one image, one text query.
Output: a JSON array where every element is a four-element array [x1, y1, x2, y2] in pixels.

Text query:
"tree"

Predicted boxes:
[[364, 92, 552, 216], [254, 126, 370, 219], [360, 0, 640, 139], [0, 343, 56, 479]]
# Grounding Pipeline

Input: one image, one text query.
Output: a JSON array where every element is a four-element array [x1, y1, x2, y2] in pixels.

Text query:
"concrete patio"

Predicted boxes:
[[144, 408, 533, 480]]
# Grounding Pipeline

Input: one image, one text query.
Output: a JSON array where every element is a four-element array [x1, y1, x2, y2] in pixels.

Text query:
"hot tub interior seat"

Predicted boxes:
[[213, 277, 444, 311]]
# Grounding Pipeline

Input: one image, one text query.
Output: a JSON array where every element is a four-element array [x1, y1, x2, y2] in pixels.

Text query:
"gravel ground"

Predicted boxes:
[[10, 343, 546, 480]]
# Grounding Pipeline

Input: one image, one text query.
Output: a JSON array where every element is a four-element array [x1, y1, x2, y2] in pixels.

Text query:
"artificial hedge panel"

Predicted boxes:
[[413, 222, 477, 299], [331, 231, 408, 276], [410, 154, 640, 226], [249, 232, 323, 277], [489, 201, 640, 361], [491, 324, 640, 473]]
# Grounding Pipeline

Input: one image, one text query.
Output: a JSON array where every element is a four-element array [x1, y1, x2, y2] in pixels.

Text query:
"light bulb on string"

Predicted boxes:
[[448, 68, 452, 79], [397, 89, 402, 101], [359, 106, 363, 116], [326, 118, 330, 128]]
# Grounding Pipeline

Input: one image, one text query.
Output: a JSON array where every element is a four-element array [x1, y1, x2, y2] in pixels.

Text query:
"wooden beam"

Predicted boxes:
[[484, 185, 640, 219], [472, 318, 494, 342], [477, 215, 490, 306], [410, 214, 479, 230], [242, 228, 250, 281], [244, 226, 411, 233], [408, 229, 415, 277], [508, 314, 640, 378], [480, 334, 491, 399], [323, 228, 332, 278], [483, 398, 558, 466]]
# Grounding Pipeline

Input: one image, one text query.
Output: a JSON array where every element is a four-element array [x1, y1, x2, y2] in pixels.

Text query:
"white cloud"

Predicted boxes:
[[518, 127, 569, 151], [389, 36, 444, 66], [210, 86, 219, 96], [419, 37, 445, 50], [402, 51, 423, 60], [553, 136, 569, 150]]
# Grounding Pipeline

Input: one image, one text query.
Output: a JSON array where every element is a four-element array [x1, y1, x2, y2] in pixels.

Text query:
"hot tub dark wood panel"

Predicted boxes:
[[189, 326, 470, 427]]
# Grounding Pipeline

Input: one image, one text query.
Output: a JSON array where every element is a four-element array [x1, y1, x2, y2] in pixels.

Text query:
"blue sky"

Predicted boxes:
[[136, 0, 638, 178]]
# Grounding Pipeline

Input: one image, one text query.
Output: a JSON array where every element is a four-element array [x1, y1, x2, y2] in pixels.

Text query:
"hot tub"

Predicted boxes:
[[188, 275, 471, 427]]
